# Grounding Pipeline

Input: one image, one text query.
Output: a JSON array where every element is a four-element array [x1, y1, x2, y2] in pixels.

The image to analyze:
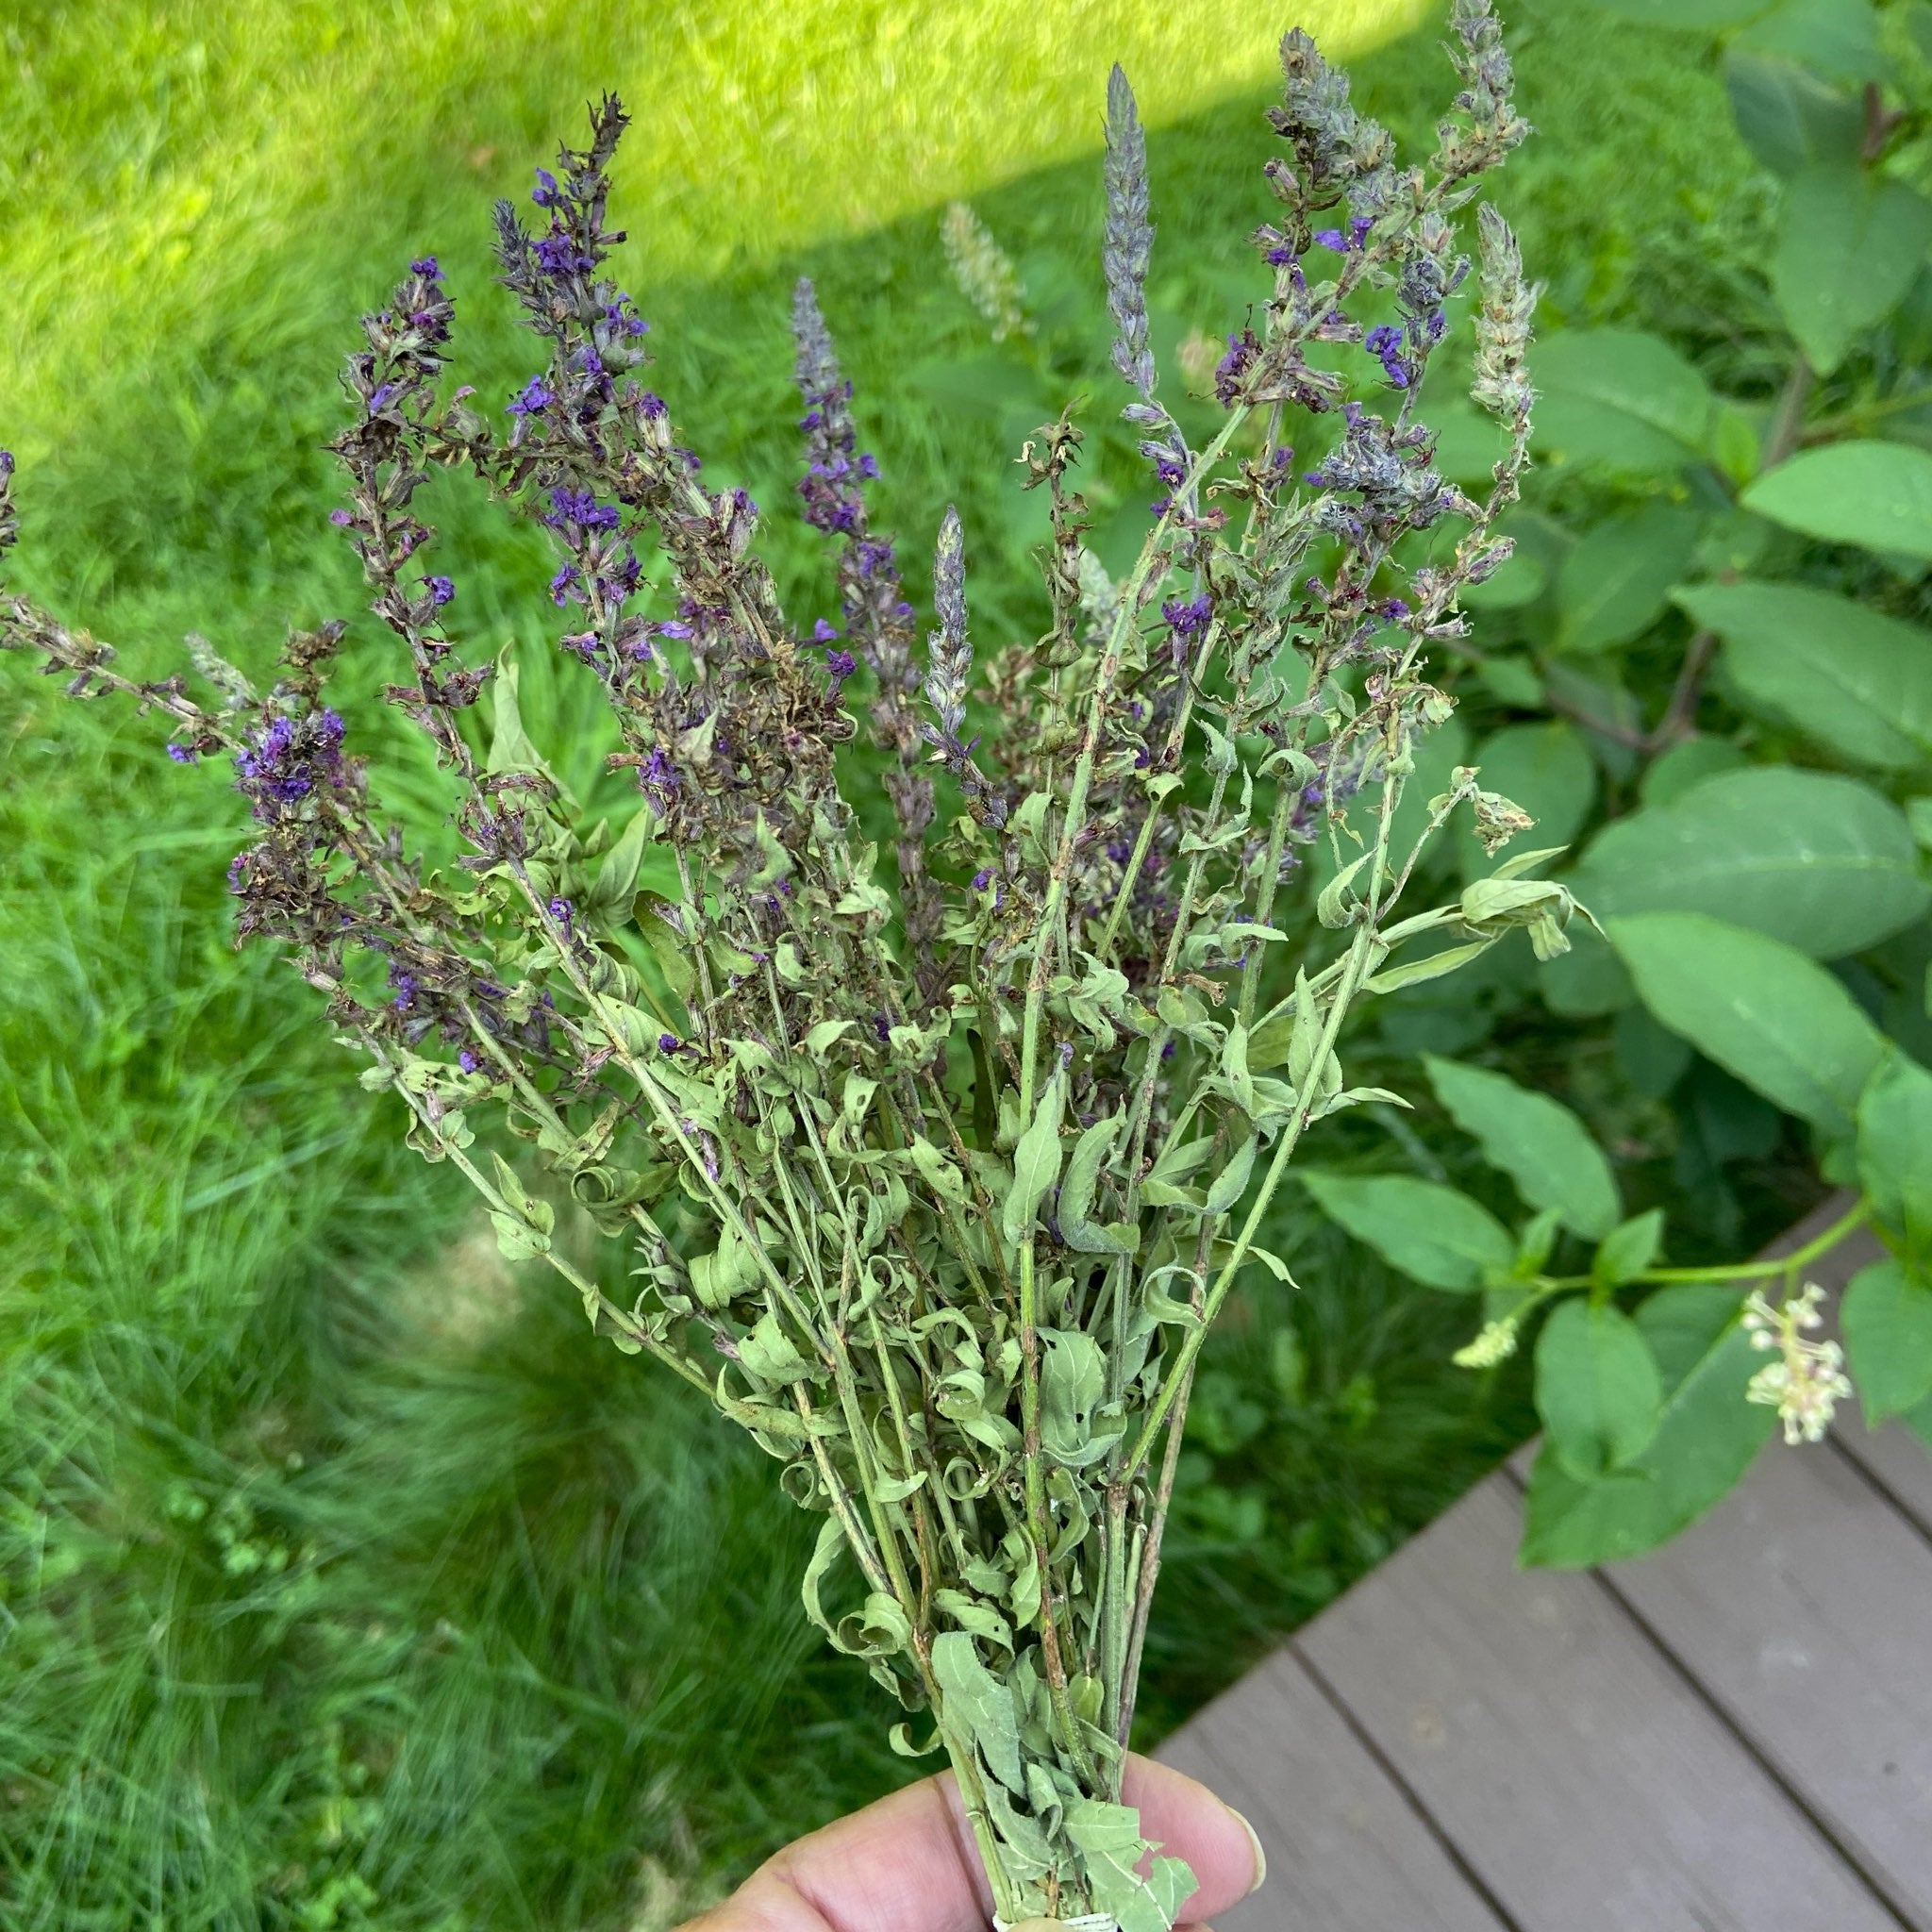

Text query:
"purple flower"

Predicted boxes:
[[543, 487, 619, 531], [534, 227, 593, 276], [508, 375, 555, 417], [425, 575, 456, 607], [655, 619, 692, 641], [658, 1033, 681, 1055], [971, 868, 993, 891], [367, 382, 399, 414], [532, 168, 561, 208], [1364, 323, 1409, 387], [328, 508, 353, 528], [1161, 593, 1213, 642], [410, 256, 442, 282], [458, 1048, 482, 1074], [166, 742, 197, 764], [1265, 243, 1297, 267], [547, 896, 574, 932], [813, 619, 841, 642], [1313, 227, 1347, 251], [390, 967, 419, 1013], [1213, 329, 1258, 408], [638, 391, 668, 420], [826, 647, 858, 681], [549, 562, 581, 606], [641, 748, 680, 805], [0, 450, 13, 478]]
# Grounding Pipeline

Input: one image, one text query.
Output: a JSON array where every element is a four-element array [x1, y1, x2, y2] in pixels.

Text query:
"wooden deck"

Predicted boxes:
[[1158, 1200, 1932, 1932]]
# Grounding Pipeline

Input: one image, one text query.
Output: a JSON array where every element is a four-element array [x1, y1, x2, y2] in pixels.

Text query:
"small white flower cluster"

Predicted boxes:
[[1453, 1316, 1519, 1369], [1742, 1282, 1854, 1445]]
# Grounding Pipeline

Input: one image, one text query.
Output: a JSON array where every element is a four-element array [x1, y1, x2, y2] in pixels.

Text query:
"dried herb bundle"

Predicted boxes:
[[2, 7, 1556, 1923]]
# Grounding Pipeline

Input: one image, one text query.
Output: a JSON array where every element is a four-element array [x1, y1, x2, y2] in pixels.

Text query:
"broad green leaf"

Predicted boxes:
[[1554, 505, 1702, 654], [801, 1516, 849, 1648], [739, 1309, 815, 1386], [639, 894, 697, 1002], [1773, 165, 1932, 375], [1040, 1328, 1114, 1468], [589, 806, 656, 911], [1858, 1053, 1932, 1255], [1538, 921, 1635, 1018], [1911, 1391, 1932, 1455], [1429, 400, 1513, 491], [1735, 0, 1889, 84], [487, 655, 549, 778], [1744, 441, 1932, 561], [1535, 1298, 1664, 1480], [908, 1135, 972, 1206], [1593, 1207, 1666, 1288], [489, 1211, 550, 1262], [1521, 1285, 1774, 1565], [1461, 722, 1598, 882], [1530, 329, 1714, 474], [1301, 1172, 1513, 1291], [930, 1632, 1024, 1794], [1001, 1071, 1065, 1243], [1608, 911, 1889, 1137], [1384, 713, 1471, 882], [1724, 48, 1864, 176], [1064, 1798, 1199, 1932], [1677, 579, 1932, 774], [1639, 734, 1749, 808], [1058, 1115, 1138, 1255], [1574, 768, 1929, 958], [1842, 1258, 1932, 1422], [1424, 1055, 1622, 1238], [1201, 1133, 1258, 1217]]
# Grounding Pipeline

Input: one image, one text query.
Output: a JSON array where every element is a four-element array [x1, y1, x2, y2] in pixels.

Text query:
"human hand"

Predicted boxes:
[[679, 1753, 1266, 1932]]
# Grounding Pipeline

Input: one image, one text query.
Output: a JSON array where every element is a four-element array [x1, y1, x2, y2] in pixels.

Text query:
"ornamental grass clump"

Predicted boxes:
[[2, 7, 1548, 1923]]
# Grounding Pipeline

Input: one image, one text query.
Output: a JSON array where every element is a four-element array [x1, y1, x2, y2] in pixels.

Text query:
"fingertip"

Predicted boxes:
[[1120, 1756, 1265, 1919], [1225, 1806, 1266, 1897]]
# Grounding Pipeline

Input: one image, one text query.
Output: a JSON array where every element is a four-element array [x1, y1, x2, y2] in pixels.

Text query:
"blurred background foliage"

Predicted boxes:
[[0, 0, 1795, 1925]]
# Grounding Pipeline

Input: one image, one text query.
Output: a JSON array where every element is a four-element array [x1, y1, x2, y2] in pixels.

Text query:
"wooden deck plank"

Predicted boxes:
[[1295, 1474, 1902, 1932], [1837, 1418, 1932, 1538], [1565, 1439, 1932, 1929], [1157, 1647, 1508, 1932]]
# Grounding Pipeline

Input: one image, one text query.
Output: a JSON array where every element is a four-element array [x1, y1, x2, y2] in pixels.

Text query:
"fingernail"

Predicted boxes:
[[1227, 1805, 1267, 1896]]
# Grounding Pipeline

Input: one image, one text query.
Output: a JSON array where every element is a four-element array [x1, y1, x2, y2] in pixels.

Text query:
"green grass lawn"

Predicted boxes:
[[1, 1, 1759, 1924]]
